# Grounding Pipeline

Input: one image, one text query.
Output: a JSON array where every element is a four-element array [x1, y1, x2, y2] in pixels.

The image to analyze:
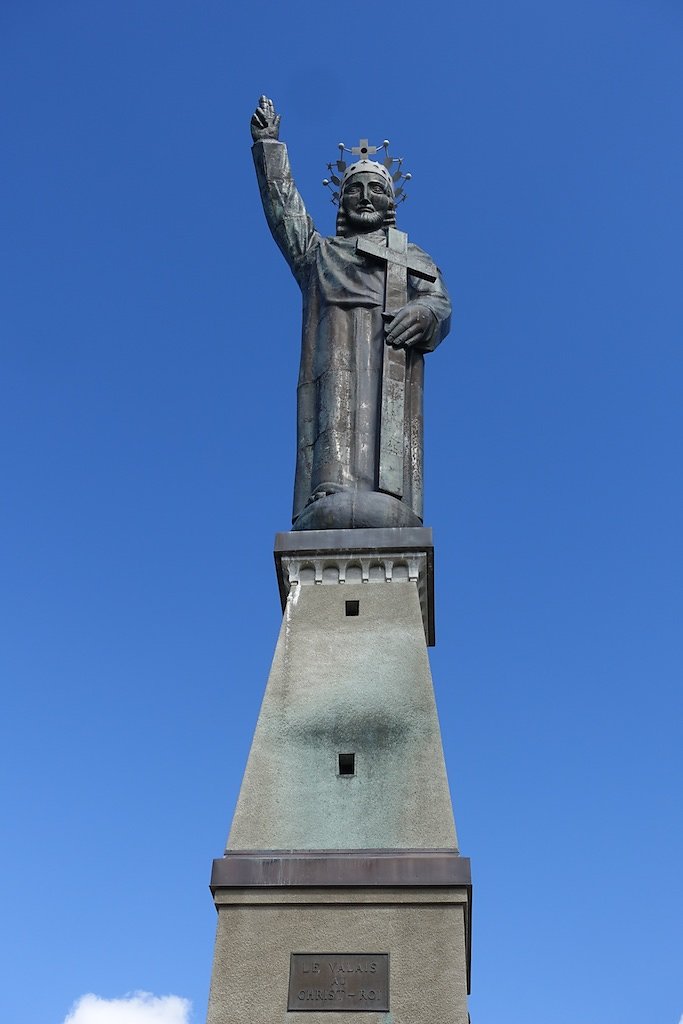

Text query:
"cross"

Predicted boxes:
[[351, 138, 379, 160], [356, 228, 438, 499]]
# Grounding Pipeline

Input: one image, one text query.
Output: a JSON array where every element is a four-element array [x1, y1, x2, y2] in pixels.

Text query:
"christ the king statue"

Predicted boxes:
[[251, 96, 452, 532]]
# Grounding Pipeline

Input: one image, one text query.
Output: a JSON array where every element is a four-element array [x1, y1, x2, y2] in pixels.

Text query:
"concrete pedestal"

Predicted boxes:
[[208, 881, 469, 1024], [206, 529, 471, 1024]]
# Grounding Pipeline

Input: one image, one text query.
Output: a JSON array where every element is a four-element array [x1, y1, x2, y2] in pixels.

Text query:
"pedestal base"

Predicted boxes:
[[206, 529, 471, 1022], [207, 851, 471, 1024]]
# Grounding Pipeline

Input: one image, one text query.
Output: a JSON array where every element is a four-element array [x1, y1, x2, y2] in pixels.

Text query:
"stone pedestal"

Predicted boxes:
[[206, 528, 471, 1024]]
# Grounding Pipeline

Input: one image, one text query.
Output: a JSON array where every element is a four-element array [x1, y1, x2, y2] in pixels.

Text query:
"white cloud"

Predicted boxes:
[[64, 991, 191, 1024]]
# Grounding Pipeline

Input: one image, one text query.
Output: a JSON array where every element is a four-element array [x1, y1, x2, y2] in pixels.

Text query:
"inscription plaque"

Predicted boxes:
[[288, 954, 389, 1012]]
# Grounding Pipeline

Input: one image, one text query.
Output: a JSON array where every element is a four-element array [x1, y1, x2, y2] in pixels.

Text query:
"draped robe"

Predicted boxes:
[[252, 139, 452, 527]]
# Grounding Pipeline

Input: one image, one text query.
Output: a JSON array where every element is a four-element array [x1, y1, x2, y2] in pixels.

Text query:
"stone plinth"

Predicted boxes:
[[208, 879, 470, 1024]]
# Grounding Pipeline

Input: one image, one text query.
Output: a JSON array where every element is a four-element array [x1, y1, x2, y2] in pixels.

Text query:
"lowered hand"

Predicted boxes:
[[384, 305, 436, 349]]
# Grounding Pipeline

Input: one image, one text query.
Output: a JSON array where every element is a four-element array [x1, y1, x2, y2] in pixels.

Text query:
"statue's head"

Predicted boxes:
[[336, 161, 396, 236]]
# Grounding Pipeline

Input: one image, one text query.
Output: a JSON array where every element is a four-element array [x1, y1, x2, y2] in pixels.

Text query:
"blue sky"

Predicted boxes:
[[1, 1, 682, 1022]]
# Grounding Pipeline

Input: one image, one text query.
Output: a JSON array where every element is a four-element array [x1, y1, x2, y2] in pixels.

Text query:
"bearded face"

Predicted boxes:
[[340, 171, 393, 232]]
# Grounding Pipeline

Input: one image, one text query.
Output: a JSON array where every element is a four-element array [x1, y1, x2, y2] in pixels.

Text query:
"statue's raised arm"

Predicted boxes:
[[250, 96, 317, 277]]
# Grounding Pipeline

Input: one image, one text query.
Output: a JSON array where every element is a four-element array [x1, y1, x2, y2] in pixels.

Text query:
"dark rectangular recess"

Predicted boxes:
[[345, 600, 359, 616], [338, 753, 355, 776]]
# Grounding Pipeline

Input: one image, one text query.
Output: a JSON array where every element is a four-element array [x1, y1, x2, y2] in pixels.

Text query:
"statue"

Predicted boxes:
[[251, 96, 452, 531]]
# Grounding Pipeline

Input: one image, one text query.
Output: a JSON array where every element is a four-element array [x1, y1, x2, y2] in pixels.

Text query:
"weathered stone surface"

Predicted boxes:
[[226, 578, 457, 851]]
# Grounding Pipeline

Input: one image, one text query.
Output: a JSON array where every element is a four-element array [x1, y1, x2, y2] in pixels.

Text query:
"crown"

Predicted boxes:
[[322, 139, 412, 206]]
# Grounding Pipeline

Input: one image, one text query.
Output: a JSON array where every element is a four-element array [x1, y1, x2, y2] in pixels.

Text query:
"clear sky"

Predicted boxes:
[[1, 2, 682, 1023]]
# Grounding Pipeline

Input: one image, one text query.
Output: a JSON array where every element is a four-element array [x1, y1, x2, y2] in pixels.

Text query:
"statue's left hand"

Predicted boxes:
[[384, 305, 436, 349]]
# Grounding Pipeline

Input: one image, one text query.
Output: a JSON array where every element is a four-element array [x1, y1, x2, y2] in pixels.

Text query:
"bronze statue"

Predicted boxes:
[[251, 96, 451, 531]]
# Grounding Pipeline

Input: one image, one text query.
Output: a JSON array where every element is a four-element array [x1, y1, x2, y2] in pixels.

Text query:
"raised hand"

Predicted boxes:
[[384, 305, 436, 349], [250, 95, 281, 142]]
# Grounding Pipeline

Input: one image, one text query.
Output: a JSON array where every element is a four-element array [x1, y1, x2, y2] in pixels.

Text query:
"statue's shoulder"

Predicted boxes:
[[321, 233, 351, 246], [407, 239, 432, 258], [406, 238, 442, 279], [315, 234, 356, 257]]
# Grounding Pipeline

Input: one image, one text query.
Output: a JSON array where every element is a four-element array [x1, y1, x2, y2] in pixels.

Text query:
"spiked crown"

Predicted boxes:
[[323, 139, 412, 206]]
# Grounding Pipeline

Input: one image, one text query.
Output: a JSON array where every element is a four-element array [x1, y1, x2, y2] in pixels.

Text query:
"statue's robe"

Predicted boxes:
[[253, 139, 452, 526]]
